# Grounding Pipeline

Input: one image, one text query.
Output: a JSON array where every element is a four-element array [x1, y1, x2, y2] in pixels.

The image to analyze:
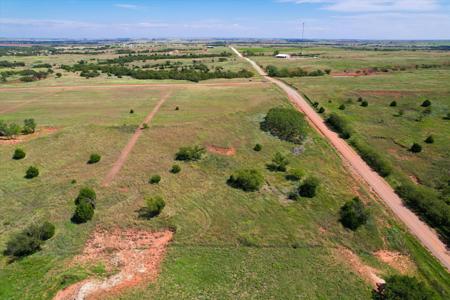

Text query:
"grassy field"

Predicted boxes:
[[1, 76, 449, 299]]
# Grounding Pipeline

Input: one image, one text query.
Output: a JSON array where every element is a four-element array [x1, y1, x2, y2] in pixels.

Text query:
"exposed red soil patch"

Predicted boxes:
[[0, 127, 58, 145], [374, 250, 416, 274], [409, 175, 421, 185], [334, 247, 385, 288], [206, 145, 236, 156], [53, 228, 173, 300]]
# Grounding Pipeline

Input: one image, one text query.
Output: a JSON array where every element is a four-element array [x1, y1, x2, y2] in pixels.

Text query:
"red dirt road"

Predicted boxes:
[[230, 46, 450, 271], [102, 91, 171, 187]]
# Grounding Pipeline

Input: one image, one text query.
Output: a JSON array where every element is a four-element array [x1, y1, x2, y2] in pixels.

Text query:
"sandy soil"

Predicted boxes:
[[102, 91, 171, 187], [206, 145, 236, 156], [374, 250, 416, 274], [53, 228, 173, 300], [335, 247, 385, 288], [231, 46, 450, 271]]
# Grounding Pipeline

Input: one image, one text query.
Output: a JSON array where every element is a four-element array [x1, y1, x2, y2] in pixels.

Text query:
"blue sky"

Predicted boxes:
[[1, 0, 449, 39]]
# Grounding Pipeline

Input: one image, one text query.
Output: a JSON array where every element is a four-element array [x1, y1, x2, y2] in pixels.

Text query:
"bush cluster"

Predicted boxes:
[[227, 169, 264, 192], [265, 65, 328, 78], [410, 143, 422, 153], [253, 143, 262, 152], [72, 187, 96, 224], [372, 275, 436, 300], [260, 107, 307, 144], [326, 113, 352, 139], [0, 118, 37, 139], [339, 197, 369, 230], [285, 168, 304, 181], [395, 184, 450, 244], [351, 139, 392, 177], [175, 145, 206, 161], [298, 177, 320, 198], [4, 222, 55, 258]]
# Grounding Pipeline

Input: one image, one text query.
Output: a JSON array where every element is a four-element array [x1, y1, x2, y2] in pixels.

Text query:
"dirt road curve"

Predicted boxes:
[[230, 46, 450, 271], [102, 91, 171, 187]]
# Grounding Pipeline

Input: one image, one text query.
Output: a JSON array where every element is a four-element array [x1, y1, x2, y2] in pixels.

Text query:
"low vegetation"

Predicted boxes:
[[298, 177, 320, 198], [266, 65, 327, 78], [170, 165, 181, 174], [227, 169, 264, 192], [260, 107, 307, 144], [350, 139, 392, 177], [253, 143, 262, 151], [395, 184, 450, 245], [267, 152, 289, 172], [0, 118, 37, 139], [326, 113, 352, 139]]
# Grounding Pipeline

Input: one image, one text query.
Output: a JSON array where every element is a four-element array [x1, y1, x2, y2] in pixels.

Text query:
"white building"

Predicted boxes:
[[275, 53, 291, 59]]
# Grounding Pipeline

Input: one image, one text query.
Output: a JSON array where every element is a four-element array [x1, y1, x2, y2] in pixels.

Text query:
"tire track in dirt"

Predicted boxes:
[[102, 91, 171, 187], [230, 46, 450, 271]]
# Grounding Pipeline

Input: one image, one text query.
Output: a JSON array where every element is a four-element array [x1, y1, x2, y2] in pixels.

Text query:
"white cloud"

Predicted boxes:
[[279, 0, 441, 12], [114, 3, 138, 10]]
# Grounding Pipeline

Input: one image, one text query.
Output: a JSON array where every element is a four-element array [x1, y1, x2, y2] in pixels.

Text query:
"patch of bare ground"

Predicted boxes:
[[53, 228, 173, 300], [374, 250, 416, 274], [206, 145, 236, 156], [334, 247, 385, 288], [409, 175, 421, 185], [0, 127, 58, 145]]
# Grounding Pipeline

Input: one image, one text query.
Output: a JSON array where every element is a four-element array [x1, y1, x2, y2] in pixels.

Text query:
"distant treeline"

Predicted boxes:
[[61, 62, 252, 82], [100, 51, 232, 64], [1, 69, 52, 82], [0, 60, 26, 67], [265, 65, 330, 77]]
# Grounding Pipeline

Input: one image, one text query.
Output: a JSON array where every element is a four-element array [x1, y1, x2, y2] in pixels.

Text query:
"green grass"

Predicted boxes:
[[0, 67, 449, 299]]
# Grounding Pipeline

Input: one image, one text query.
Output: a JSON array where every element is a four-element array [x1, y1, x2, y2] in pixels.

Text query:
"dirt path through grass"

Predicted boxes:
[[102, 91, 171, 187], [230, 46, 450, 271]]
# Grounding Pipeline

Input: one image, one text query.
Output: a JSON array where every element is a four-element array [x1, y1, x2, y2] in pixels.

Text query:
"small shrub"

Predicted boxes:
[[38, 222, 55, 241], [175, 106, 179, 111], [357, 97, 363, 102], [298, 177, 319, 198], [145, 196, 165, 217], [361, 101, 368, 107], [175, 145, 206, 161], [12, 148, 26, 160], [72, 198, 94, 224], [339, 197, 369, 230], [227, 169, 264, 192], [318, 107, 325, 113], [372, 275, 436, 300], [444, 112, 450, 120], [71, 179, 77, 184], [142, 123, 149, 129], [421, 99, 431, 107], [410, 143, 422, 153], [56, 73, 62, 78], [253, 143, 262, 151], [129, 109, 134, 114], [149, 175, 161, 184], [75, 187, 96, 208], [268, 152, 289, 172], [424, 135, 434, 144], [285, 168, 304, 181], [170, 165, 181, 174], [88, 153, 101, 164], [25, 166, 39, 179], [389, 101, 397, 107], [338, 104, 346, 110]]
